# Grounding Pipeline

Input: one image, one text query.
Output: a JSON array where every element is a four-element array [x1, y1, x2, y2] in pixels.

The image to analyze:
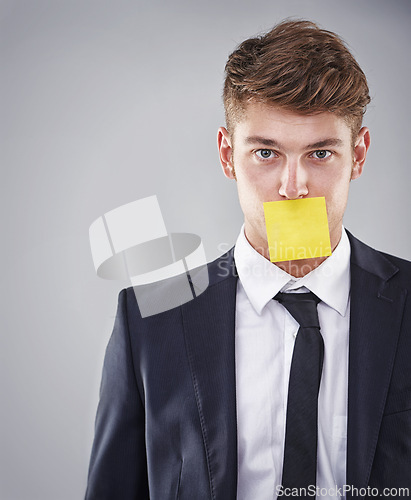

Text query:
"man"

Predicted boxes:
[[86, 20, 411, 499]]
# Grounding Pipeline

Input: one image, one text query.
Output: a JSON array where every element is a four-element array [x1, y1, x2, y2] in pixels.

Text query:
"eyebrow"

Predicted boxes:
[[244, 136, 344, 149], [245, 136, 281, 147], [306, 138, 344, 149]]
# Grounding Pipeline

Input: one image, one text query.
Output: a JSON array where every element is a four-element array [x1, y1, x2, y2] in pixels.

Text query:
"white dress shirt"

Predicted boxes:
[[234, 226, 351, 499]]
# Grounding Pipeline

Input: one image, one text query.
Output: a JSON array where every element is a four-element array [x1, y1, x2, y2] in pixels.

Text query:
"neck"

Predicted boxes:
[[244, 225, 342, 278], [274, 256, 328, 278]]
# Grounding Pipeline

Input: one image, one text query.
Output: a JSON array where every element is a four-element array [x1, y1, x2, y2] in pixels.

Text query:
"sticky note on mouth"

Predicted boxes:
[[263, 197, 332, 262]]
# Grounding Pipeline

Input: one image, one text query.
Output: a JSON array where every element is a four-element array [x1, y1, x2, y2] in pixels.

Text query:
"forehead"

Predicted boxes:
[[232, 102, 351, 148]]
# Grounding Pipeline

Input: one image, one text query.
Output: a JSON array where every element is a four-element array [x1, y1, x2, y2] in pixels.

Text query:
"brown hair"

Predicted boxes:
[[223, 19, 370, 140]]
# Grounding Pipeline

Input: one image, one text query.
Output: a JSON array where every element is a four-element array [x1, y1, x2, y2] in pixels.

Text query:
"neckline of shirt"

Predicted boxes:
[[233, 226, 351, 317]]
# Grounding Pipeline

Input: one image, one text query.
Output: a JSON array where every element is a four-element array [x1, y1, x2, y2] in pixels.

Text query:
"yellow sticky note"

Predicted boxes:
[[263, 197, 332, 262]]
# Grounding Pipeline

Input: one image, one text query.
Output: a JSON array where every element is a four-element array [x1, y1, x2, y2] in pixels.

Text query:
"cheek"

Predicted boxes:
[[234, 173, 270, 226], [236, 167, 260, 200], [236, 180, 263, 214], [322, 176, 352, 218], [304, 163, 351, 216], [236, 166, 280, 203]]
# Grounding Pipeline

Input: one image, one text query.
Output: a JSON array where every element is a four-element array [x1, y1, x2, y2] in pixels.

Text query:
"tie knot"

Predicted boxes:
[[274, 291, 321, 329]]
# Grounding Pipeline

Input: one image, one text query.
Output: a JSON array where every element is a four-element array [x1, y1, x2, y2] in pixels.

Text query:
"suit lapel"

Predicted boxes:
[[182, 251, 238, 500], [346, 233, 407, 489]]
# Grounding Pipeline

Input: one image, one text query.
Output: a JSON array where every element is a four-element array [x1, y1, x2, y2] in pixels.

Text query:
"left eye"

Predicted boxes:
[[256, 149, 275, 159], [311, 150, 331, 159]]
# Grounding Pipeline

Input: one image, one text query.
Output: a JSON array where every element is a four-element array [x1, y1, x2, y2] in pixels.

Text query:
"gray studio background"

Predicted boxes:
[[2, 1, 410, 498]]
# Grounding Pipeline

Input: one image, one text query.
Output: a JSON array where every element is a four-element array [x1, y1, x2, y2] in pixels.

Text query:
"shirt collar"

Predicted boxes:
[[234, 226, 351, 317]]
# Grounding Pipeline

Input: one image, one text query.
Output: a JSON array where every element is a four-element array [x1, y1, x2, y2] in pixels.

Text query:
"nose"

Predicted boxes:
[[278, 160, 308, 199]]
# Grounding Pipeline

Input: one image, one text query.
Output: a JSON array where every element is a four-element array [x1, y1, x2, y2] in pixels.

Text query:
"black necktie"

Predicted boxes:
[[274, 291, 324, 492]]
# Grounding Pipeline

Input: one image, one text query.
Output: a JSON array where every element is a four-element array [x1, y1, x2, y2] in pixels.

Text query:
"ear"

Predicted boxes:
[[217, 127, 236, 180], [351, 127, 371, 180]]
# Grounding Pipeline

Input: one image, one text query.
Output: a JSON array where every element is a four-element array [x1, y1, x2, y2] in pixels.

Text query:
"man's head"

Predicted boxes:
[[218, 20, 371, 276], [223, 19, 370, 142]]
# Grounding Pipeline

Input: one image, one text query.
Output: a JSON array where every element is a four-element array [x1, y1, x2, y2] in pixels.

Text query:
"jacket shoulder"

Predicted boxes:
[[347, 230, 411, 289], [378, 251, 411, 289], [120, 247, 237, 321]]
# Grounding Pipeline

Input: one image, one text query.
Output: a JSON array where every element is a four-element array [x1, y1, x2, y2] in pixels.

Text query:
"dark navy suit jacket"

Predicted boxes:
[[86, 232, 411, 499]]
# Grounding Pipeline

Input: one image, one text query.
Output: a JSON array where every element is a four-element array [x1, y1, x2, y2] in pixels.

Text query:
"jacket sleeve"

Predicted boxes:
[[85, 289, 149, 499]]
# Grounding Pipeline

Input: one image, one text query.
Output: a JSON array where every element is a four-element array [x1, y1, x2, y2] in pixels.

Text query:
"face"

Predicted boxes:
[[218, 102, 370, 261]]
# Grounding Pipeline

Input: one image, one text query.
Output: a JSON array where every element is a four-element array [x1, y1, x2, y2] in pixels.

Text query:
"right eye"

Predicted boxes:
[[255, 149, 276, 159]]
